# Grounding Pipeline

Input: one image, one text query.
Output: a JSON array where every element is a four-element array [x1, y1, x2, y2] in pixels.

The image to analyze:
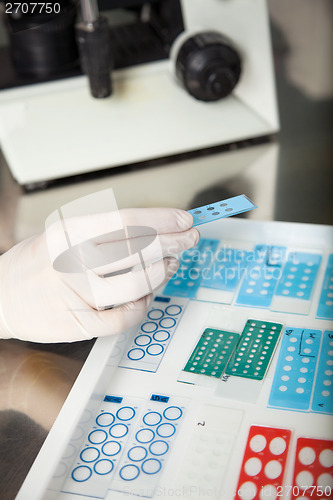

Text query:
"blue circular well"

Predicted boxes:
[[127, 348, 145, 361], [141, 322, 158, 333], [148, 309, 164, 320], [141, 458, 162, 475], [143, 411, 162, 426], [136, 428, 155, 444], [156, 423, 176, 438], [109, 423, 129, 439], [102, 440, 121, 457], [119, 464, 140, 481], [128, 446, 148, 462], [94, 459, 114, 475], [96, 412, 115, 427], [163, 406, 183, 421], [153, 330, 170, 342], [146, 343, 164, 356], [116, 406, 136, 421], [88, 429, 107, 445], [80, 447, 100, 463], [165, 305, 182, 316], [149, 440, 169, 456], [72, 465, 92, 482]]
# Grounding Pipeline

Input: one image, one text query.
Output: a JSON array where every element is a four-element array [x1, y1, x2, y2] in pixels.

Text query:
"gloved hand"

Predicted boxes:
[[0, 207, 199, 343]]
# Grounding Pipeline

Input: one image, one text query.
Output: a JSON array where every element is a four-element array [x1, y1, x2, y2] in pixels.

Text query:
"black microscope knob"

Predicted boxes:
[[175, 31, 242, 102]]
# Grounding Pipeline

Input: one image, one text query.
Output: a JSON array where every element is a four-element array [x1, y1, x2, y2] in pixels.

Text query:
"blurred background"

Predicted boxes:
[[0, 1, 332, 499], [0, 0, 332, 256]]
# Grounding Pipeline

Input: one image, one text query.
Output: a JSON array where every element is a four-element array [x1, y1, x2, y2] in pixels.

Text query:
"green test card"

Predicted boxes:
[[225, 319, 283, 380], [184, 328, 239, 378]]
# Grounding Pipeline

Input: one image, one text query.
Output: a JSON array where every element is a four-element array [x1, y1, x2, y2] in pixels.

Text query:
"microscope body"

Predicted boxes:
[[0, 0, 278, 187]]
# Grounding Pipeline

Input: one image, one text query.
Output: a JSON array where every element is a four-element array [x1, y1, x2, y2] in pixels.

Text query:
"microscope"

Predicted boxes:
[[3, 0, 242, 100], [0, 0, 279, 188]]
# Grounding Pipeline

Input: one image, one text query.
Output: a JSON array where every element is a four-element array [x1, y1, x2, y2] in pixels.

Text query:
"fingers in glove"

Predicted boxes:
[[49, 208, 198, 275], [89, 227, 199, 276], [118, 208, 194, 234], [48, 207, 193, 252]]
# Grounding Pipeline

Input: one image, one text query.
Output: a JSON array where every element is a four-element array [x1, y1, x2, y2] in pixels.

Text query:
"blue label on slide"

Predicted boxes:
[[104, 395, 123, 403], [150, 394, 169, 403]]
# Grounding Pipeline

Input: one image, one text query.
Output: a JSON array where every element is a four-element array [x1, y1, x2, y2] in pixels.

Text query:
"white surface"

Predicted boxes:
[[16, 219, 333, 500], [0, 0, 278, 185]]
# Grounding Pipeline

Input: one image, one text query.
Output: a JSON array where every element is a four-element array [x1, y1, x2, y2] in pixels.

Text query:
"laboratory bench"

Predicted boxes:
[[0, 5, 333, 499]]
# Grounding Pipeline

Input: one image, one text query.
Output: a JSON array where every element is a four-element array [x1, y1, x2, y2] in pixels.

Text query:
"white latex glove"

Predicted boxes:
[[0, 208, 199, 343]]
